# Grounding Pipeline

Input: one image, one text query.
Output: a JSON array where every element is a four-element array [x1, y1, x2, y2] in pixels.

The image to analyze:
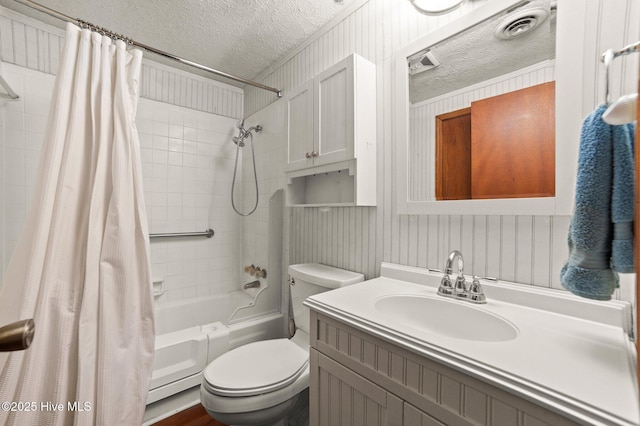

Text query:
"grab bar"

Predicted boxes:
[[149, 229, 214, 239], [0, 74, 19, 100]]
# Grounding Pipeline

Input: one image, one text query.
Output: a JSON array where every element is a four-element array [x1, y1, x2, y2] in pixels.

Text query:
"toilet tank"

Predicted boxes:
[[288, 263, 364, 335]]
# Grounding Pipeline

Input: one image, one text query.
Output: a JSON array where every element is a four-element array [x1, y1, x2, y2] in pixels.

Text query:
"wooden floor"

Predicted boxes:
[[153, 404, 227, 426]]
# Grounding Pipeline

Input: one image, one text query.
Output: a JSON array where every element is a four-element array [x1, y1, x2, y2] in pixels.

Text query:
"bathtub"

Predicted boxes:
[[147, 291, 284, 405]]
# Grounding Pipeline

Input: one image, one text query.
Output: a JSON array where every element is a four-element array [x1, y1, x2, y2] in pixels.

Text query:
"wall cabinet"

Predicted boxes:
[[285, 53, 376, 206], [309, 310, 580, 426], [286, 81, 314, 171]]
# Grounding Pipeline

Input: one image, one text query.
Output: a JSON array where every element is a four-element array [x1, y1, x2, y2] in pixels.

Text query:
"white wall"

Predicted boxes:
[[0, 64, 52, 279], [240, 101, 288, 277], [138, 98, 242, 303], [239, 101, 289, 317], [245, 0, 639, 302]]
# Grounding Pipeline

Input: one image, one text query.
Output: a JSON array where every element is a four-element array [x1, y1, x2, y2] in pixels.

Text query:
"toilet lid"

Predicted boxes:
[[203, 338, 309, 397]]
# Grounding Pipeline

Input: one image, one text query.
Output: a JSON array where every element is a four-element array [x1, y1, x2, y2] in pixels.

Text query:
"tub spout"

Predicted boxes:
[[243, 280, 261, 290]]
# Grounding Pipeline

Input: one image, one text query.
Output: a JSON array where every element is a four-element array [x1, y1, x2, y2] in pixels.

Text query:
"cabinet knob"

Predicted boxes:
[[305, 152, 311, 159], [311, 151, 318, 157]]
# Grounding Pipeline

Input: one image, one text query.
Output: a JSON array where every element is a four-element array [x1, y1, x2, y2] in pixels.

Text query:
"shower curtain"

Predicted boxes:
[[0, 23, 154, 425]]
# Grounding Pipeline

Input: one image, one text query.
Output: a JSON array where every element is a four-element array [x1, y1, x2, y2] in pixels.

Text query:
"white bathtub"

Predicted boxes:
[[147, 292, 284, 405]]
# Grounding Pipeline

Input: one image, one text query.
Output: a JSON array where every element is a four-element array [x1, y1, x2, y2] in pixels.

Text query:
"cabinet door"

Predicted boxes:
[[435, 108, 472, 200], [287, 80, 314, 171], [310, 349, 402, 426], [314, 57, 355, 166], [470, 82, 555, 199], [404, 403, 447, 426]]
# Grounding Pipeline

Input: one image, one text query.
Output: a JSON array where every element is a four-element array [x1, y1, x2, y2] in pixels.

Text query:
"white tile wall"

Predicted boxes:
[[0, 7, 254, 305], [239, 101, 290, 312], [0, 63, 53, 273], [0, 62, 247, 306], [239, 106, 285, 263], [137, 98, 242, 304]]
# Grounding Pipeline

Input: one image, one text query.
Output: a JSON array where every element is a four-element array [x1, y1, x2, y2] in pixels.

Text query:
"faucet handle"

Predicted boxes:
[[453, 274, 467, 297], [255, 267, 267, 279], [468, 276, 487, 304], [437, 274, 454, 297]]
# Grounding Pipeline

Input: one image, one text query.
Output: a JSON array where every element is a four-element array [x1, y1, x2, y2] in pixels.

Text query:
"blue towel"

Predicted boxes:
[[611, 119, 635, 272], [560, 104, 635, 300]]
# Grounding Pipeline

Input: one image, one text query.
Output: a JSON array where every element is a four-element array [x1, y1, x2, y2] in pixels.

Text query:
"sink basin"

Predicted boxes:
[[374, 295, 518, 342]]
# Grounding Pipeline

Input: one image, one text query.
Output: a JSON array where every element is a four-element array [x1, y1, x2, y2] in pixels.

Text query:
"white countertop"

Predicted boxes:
[[304, 263, 639, 426]]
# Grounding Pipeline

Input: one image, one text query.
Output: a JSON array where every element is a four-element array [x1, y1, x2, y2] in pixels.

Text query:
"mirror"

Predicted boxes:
[[394, 0, 579, 215]]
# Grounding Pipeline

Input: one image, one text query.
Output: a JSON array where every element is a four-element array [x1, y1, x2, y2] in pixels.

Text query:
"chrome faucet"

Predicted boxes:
[[243, 280, 261, 290], [436, 250, 493, 304], [438, 250, 467, 298]]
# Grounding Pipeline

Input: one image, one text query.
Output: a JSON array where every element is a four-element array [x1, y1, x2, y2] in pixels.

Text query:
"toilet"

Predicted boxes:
[[200, 263, 364, 426]]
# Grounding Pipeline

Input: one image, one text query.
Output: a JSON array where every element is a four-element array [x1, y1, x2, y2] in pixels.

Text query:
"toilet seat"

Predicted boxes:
[[203, 338, 308, 397]]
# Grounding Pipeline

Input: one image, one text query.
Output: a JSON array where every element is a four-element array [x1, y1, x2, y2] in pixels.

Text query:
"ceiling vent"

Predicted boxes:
[[495, 7, 549, 40], [408, 49, 440, 75]]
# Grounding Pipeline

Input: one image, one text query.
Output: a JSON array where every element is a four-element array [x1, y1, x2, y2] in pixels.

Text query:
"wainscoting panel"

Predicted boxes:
[[290, 207, 571, 288], [269, 0, 636, 301]]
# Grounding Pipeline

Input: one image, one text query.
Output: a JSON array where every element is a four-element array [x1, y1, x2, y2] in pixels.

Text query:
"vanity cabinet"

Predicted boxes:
[[285, 53, 377, 206], [312, 349, 403, 426], [309, 310, 580, 426]]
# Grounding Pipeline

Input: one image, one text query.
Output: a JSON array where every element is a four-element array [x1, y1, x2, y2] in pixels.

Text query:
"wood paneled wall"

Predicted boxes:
[[0, 2, 636, 296], [252, 0, 638, 298], [290, 207, 570, 287]]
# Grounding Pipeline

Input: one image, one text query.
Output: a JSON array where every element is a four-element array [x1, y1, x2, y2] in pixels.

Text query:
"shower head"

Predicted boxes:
[[232, 136, 245, 147], [232, 120, 262, 147]]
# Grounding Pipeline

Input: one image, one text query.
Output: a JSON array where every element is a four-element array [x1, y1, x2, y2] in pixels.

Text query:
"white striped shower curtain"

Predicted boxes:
[[0, 23, 154, 425]]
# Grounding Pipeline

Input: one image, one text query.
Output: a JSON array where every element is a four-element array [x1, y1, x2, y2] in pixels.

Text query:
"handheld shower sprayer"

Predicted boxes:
[[233, 122, 262, 147], [231, 120, 262, 216]]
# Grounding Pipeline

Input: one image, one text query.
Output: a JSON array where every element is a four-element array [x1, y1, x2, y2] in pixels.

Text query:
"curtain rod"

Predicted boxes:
[[14, 0, 283, 98]]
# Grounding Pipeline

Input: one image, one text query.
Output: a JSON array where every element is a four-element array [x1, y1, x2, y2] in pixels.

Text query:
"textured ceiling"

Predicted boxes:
[[409, 0, 556, 104], [0, 0, 354, 87]]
